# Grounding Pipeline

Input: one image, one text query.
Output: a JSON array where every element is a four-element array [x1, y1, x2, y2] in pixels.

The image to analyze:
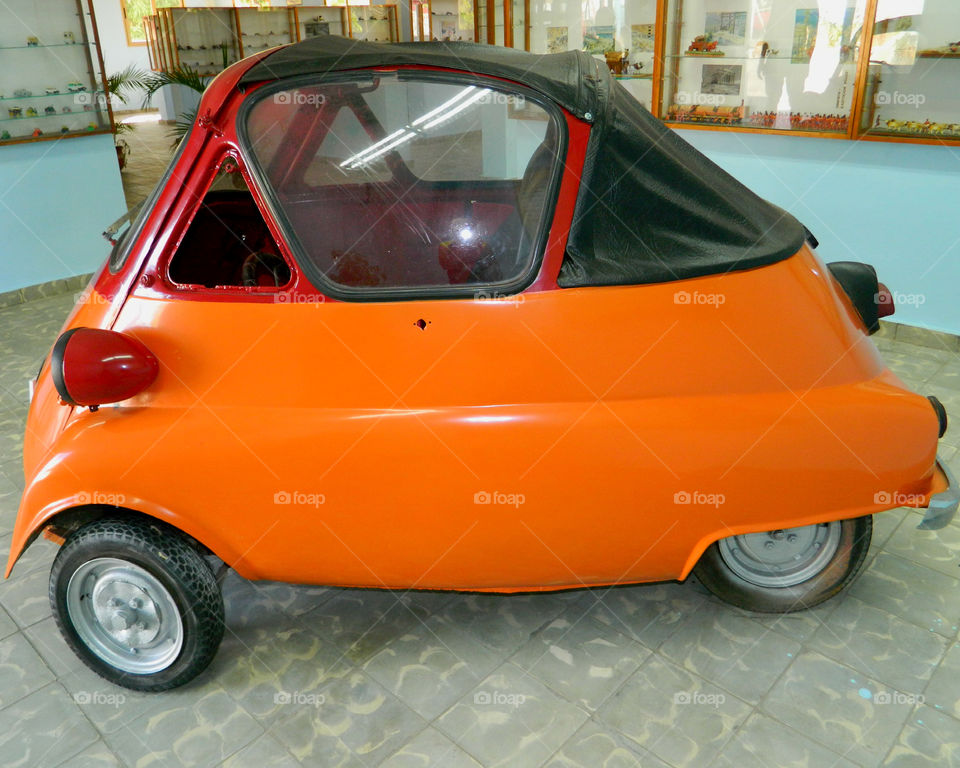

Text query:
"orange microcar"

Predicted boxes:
[[7, 37, 957, 691]]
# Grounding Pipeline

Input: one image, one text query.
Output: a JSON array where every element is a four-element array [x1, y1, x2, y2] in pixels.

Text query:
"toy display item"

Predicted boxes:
[[604, 49, 629, 74], [687, 35, 722, 55], [745, 111, 849, 132], [46, 86, 60, 94], [919, 40, 960, 57], [25, 107, 38, 117], [13, 88, 32, 97], [61, 106, 72, 113], [31, 128, 42, 137], [44, 105, 56, 115], [64, 30, 76, 44], [7, 107, 22, 118], [8, 36, 956, 693], [26, 36, 39, 46], [66, 82, 86, 93], [876, 117, 960, 136], [60, 125, 69, 133], [0, 130, 10, 140], [668, 101, 744, 124]]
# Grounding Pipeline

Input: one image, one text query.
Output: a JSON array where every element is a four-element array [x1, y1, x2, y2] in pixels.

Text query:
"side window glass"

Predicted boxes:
[[241, 75, 562, 297], [167, 158, 292, 290]]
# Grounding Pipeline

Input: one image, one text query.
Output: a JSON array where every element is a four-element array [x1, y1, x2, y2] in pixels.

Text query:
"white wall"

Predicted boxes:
[[91, 0, 151, 105]]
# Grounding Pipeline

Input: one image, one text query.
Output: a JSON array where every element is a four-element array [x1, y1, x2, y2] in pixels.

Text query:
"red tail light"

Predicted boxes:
[[877, 283, 896, 319], [51, 328, 159, 409]]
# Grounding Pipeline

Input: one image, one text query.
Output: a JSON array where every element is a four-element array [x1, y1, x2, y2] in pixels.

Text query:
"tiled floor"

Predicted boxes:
[[117, 111, 175, 209], [1, 294, 960, 767]]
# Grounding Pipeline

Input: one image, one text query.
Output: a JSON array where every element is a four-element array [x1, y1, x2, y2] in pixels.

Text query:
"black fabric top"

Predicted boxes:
[[240, 37, 805, 287]]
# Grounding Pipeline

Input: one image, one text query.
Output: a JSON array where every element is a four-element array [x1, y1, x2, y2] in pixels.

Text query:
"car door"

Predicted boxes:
[[111, 70, 683, 591]]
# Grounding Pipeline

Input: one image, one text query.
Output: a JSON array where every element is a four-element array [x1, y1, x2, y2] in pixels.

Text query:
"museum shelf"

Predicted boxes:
[[0, 0, 114, 147], [855, 0, 960, 144], [653, 0, 869, 138]]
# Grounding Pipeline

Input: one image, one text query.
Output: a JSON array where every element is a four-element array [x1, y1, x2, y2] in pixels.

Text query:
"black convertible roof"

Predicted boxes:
[[241, 37, 806, 287]]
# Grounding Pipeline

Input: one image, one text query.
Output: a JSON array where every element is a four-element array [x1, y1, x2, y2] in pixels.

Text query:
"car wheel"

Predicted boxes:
[[49, 518, 224, 691], [692, 516, 872, 613]]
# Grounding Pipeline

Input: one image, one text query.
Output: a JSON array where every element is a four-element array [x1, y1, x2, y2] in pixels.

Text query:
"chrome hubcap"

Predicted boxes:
[[66, 558, 183, 674], [717, 522, 842, 588]]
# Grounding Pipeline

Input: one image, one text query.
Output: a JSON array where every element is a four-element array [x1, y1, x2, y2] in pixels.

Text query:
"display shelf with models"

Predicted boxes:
[[0, 0, 114, 146]]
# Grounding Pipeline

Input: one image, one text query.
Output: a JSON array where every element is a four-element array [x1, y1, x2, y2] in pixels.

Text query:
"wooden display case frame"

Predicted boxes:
[[648, 0, 958, 145], [476, 0, 529, 49]]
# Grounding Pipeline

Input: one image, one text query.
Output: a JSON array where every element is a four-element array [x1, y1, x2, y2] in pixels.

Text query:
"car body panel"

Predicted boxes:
[[8, 246, 942, 588]]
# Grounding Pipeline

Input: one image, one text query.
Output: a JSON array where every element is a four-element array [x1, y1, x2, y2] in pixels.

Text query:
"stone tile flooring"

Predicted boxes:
[[1, 293, 960, 767], [117, 111, 174, 210]]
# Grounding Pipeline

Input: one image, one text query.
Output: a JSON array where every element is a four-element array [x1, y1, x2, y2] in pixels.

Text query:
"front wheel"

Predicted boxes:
[[49, 518, 224, 691], [692, 516, 872, 613]]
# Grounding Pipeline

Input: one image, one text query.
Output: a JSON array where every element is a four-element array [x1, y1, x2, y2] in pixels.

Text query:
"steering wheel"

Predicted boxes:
[[241, 250, 290, 288]]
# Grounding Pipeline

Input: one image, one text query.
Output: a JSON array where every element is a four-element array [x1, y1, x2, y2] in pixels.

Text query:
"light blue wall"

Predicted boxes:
[[0, 133, 126, 293], [680, 130, 960, 336]]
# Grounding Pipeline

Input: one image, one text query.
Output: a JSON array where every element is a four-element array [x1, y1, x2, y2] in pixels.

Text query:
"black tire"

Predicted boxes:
[[49, 517, 224, 692], [692, 516, 872, 613]]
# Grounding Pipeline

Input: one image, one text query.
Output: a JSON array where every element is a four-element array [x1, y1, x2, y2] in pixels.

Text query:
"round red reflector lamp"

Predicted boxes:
[[51, 328, 159, 408]]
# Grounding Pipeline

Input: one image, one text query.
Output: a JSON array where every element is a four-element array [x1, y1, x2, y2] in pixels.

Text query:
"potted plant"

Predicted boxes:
[[105, 65, 148, 169], [141, 66, 209, 147]]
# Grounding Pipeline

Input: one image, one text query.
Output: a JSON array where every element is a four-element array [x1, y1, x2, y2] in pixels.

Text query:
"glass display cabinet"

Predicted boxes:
[[656, 0, 868, 136], [410, 0, 430, 41], [476, 0, 527, 48], [529, 0, 656, 108], [349, 4, 400, 43], [426, 0, 476, 42], [294, 6, 349, 40], [0, 0, 114, 146], [857, 0, 960, 143], [160, 6, 242, 75], [235, 6, 295, 55]]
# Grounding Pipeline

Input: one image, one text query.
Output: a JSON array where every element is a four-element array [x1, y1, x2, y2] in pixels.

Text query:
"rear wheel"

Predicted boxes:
[[693, 516, 872, 613], [50, 518, 224, 691]]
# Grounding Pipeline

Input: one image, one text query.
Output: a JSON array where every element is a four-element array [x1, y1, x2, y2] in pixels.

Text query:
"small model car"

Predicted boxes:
[[26, 36, 39, 46], [66, 82, 86, 93], [7, 107, 22, 118], [688, 35, 719, 53], [46, 86, 60, 95], [8, 37, 957, 692]]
